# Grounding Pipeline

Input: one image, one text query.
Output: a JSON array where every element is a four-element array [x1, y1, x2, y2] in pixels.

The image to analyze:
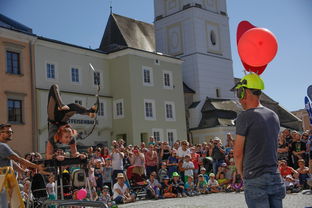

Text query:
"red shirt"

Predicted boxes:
[[279, 166, 293, 177], [191, 153, 200, 169]]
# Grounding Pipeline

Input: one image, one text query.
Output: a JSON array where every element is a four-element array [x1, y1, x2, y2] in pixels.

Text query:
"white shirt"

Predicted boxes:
[[111, 153, 123, 170], [208, 179, 219, 186], [113, 182, 128, 199], [182, 161, 194, 176], [177, 147, 191, 158]]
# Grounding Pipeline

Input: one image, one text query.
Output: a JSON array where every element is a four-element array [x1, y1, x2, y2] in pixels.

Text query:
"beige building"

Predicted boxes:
[[34, 37, 113, 152], [0, 17, 37, 156], [109, 49, 187, 145], [292, 109, 311, 131]]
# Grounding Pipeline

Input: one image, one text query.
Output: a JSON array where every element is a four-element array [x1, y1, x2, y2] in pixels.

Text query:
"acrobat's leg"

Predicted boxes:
[[47, 84, 66, 121]]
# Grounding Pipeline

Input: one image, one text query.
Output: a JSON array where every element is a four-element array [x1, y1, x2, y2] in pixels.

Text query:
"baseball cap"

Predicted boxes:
[[221, 163, 227, 167], [0, 123, 11, 129], [172, 172, 179, 177], [209, 173, 215, 177]]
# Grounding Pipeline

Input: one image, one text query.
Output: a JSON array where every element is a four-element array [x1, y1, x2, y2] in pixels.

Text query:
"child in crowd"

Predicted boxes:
[[227, 172, 243, 193], [146, 171, 162, 199], [199, 167, 209, 183], [217, 172, 228, 191], [208, 173, 220, 193], [98, 185, 115, 208], [296, 159, 310, 189], [158, 162, 168, 183], [94, 159, 104, 192], [197, 174, 209, 194], [103, 158, 113, 194], [171, 172, 186, 197], [284, 175, 301, 193], [184, 176, 197, 196], [167, 151, 179, 178], [182, 155, 195, 182], [162, 176, 176, 198], [46, 175, 56, 208], [228, 158, 237, 178]]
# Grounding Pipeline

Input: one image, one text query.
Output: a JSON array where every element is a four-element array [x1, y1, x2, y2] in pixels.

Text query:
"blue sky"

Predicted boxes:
[[1, 0, 311, 111]]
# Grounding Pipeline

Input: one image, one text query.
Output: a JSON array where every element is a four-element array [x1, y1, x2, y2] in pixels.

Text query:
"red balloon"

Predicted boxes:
[[238, 28, 278, 67], [242, 61, 267, 75]]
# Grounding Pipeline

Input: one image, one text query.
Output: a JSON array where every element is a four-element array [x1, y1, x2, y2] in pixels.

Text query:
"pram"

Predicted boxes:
[[30, 173, 48, 208], [125, 166, 147, 200]]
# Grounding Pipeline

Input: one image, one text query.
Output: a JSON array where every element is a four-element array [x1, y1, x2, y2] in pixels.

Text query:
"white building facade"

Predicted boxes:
[[154, 0, 235, 130]]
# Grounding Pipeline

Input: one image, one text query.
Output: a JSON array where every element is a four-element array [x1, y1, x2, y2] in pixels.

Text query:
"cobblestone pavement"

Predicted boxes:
[[119, 191, 312, 208]]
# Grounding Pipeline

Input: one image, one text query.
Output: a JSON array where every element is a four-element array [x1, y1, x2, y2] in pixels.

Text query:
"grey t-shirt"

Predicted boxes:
[[0, 142, 17, 167], [236, 106, 280, 179]]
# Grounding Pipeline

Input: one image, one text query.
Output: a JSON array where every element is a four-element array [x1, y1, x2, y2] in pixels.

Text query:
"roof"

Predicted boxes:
[[99, 13, 155, 53], [183, 82, 196, 94], [197, 98, 239, 129], [0, 13, 32, 33], [195, 82, 302, 130]]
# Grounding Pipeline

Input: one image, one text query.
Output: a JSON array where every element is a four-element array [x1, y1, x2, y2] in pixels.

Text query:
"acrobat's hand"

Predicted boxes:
[[79, 154, 87, 160], [58, 105, 70, 111], [56, 155, 65, 161]]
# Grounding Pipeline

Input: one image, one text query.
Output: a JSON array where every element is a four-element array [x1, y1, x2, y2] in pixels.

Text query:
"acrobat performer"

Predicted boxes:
[[46, 84, 97, 159]]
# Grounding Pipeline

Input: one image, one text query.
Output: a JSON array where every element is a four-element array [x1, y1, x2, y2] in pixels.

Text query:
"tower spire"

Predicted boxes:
[[110, 0, 113, 14]]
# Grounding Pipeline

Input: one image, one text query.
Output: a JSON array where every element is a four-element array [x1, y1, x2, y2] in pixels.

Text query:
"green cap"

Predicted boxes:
[[172, 172, 180, 177], [234, 73, 265, 90]]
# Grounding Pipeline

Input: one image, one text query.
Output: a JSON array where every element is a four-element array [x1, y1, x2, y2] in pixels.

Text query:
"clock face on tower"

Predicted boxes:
[[167, 23, 183, 55], [206, 21, 221, 54]]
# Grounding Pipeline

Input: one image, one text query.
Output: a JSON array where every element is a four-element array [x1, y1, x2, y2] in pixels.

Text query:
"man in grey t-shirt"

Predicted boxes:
[[232, 73, 285, 208], [0, 124, 44, 208]]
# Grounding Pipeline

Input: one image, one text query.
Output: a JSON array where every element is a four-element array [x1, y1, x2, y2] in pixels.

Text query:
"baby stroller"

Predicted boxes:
[[72, 169, 87, 189], [61, 170, 72, 199], [30, 173, 48, 208], [126, 166, 147, 199]]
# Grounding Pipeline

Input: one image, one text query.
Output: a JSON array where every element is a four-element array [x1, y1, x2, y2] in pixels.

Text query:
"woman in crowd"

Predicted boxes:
[[145, 144, 158, 177], [112, 173, 136, 204], [277, 133, 289, 161]]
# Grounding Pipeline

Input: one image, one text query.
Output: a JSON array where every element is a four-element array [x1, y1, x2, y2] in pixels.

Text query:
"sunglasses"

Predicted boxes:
[[236, 87, 245, 99]]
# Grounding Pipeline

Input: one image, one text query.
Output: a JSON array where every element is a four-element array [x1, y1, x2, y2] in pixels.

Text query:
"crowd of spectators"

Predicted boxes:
[[277, 129, 312, 193], [17, 129, 312, 206]]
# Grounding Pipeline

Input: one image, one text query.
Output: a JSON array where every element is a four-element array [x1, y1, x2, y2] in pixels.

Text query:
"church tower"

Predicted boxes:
[[154, 0, 235, 128]]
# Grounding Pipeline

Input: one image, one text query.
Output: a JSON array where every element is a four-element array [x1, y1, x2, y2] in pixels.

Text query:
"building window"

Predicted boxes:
[[165, 101, 176, 121], [94, 72, 101, 86], [167, 129, 177, 147], [71, 68, 80, 83], [152, 128, 163, 142], [114, 99, 124, 119], [144, 99, 156, 120], [154, 132, 161, 141], [168, 132, 174, 146], [8, 99, 22, 123], [47, 63, 55, 79], [6, 51, 20, 74], [163, 71, 173, 89], [210, 30, 216, 46], [142, 66, 153, 86], [98, 102, 104, 116], [216, 88, 220, 98], [117, 103, 123, 116]]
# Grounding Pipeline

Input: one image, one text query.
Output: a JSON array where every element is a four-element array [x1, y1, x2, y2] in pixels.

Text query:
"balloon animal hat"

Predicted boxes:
[[233, 21, 278, 98]]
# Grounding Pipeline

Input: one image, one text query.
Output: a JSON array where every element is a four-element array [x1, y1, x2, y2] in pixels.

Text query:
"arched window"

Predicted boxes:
[[210, 30, 216, 46]]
